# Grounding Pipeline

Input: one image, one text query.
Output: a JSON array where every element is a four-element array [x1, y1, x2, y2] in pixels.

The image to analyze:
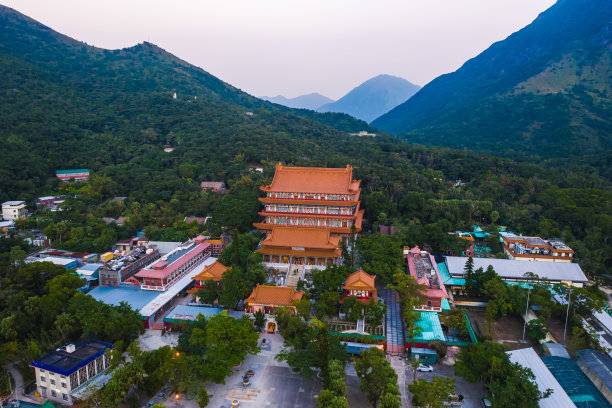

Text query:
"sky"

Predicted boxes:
[[3, 0, 556, 100]]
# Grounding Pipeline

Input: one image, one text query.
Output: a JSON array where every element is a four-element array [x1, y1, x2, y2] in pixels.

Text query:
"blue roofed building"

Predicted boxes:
[[30, 340, 113, 405]]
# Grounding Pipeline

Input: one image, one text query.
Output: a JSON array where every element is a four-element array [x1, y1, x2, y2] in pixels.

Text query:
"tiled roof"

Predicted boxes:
[[262, 164, 360, 194], [260, 226, 341, 249], [192, 260, 229, 282], [200, 181, 225, 189], [344, 269, 376, 290], [245, 284, 304, 306]]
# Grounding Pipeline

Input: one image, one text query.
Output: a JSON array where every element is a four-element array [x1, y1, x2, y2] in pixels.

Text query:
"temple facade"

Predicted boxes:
[[254, 164, 364, 237]]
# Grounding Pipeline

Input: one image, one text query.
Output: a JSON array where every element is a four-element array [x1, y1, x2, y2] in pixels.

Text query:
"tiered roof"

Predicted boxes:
[[261, 164, 361, 194], [191, 260, 229, 282], [245, 284, 304, 307], [343, 269, 376, 291], [256, 226, 342, 258]]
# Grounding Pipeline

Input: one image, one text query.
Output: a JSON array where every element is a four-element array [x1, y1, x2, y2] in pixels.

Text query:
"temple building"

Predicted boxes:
[[254, 164, 364, 238], [406, 247, 449, 312], [245, 284, 304, 332], [341, 269, 377, 304], [187, 260, 229, 301], [256, 226, 343, 277]]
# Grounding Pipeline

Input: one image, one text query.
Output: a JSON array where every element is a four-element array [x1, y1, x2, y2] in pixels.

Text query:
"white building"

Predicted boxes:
[[2, 200, 27, 220], [30, 340, 113, 405]]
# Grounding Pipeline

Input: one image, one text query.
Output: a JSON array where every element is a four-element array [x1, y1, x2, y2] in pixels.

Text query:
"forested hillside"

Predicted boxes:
[[0, 5, 610, 278], [372, 0, 612, 166]]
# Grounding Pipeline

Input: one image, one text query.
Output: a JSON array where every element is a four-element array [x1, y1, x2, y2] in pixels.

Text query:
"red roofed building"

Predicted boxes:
[[342, 269, 377, 304], [406, 247, 449, 312], [135, 236, 211, 291], [254, 164, 364, 237], [256, 226, 342, 273]]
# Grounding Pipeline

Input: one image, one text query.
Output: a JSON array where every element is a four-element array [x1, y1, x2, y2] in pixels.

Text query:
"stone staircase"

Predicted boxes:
[[285, 265, 304, 287]]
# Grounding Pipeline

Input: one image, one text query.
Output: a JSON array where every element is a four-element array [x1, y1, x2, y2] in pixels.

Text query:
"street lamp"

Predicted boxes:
[[521, 287, 531, 342], [563, 287, 573, 345]]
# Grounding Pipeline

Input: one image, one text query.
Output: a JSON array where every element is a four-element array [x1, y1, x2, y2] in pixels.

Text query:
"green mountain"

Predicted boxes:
[[0, 5, 378, 199], [259, 93, 334, 110], [318, 74, 420, 123], [372, 0, 612, 160]]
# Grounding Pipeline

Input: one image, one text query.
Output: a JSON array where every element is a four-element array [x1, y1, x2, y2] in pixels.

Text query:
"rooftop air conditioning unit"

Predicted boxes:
[[431, 270, 435, 276], [66, 344, 76, 353]]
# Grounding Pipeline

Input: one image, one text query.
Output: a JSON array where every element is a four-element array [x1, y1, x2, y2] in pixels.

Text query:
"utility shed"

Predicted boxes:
[[507, 348, 576, 408], [575, 349, 612, 404]]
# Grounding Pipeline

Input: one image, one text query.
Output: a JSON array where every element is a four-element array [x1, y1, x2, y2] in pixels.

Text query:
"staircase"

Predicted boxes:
[[285, 265, 303, 287], [357, 316, 365, 334]]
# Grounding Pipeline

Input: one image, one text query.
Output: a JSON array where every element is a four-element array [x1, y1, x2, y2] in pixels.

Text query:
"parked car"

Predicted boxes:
[[417, 363, 434, 372], [481, 397, 493, 407], [146, 401, 156, 407]]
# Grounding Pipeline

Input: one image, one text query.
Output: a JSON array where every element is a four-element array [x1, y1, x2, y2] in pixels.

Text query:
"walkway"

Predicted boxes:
[[379, 286, 405, 355], [356, 316, 365, 334]]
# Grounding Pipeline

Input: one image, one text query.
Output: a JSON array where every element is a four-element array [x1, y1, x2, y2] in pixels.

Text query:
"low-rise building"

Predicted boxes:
[[205, 236, 227, 256], [30, 340, 113, 405], [2, 200, 27, 220], [56, 169, 89, 182], [502, 235, 574, 262], [135, 236, 211, 291], [342, 269, 377, 304], [98, 247, 160, 287], [245, 284, 304, 316], [443, 256, 587, 289], [36, 195, 65, 211], [200, 181, 227, 193], [576, 349, 612, 404], [33, 257, 78, 270], [0, 220, 15, 235], [406, 247, 449, 312]]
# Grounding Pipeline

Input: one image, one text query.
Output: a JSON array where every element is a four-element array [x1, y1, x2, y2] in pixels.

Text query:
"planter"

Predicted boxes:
[[231, 400, 240, 407]]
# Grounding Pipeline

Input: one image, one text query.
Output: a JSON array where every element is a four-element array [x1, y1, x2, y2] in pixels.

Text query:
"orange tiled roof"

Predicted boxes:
[[256, 246, 342, 258], [259, 226, 341, 249], [343, 269, 376, 290], [245, 284, 304, 306], [191, 260, 229, 282], [261, 164, 361, 194]]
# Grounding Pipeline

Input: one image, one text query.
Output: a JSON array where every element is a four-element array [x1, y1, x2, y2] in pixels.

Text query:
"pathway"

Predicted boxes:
[[356, 316, 365, 334], [379, 286, 405, 355]]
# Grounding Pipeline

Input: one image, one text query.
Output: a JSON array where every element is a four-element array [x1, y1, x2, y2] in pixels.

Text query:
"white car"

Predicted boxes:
[[417, 363, 434, 372]]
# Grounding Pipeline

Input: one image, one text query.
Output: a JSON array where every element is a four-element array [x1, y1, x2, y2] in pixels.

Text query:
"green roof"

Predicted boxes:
[[441, 298, 451, 311], [437, 262, 465, 286], [412, 311, 445, 341], [56, 169, 89, 174]]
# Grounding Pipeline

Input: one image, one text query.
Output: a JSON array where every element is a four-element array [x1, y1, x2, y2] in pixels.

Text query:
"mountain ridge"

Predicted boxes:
[[318, 74, 420, 123], [372, 0, 612, 160], [259, 93, 334, 110]]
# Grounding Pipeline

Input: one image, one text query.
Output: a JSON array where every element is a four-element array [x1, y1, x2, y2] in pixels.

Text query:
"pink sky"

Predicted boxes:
[[3, 0, 555, 99]]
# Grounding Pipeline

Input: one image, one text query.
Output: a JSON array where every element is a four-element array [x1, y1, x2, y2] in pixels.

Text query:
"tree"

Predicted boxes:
[[341, 296, 363, 322], [9, 246, 26, 266], [526, 317, 547, 342], [365, 298, 387, 326], [464, 256, 475, 295], [317, 359, 348, 408], [219, 267, 248, 309], [254, 309, 266, 332], [200, 314, 259, 383], [356, 234, 404, 283], [196, 387, 210, 408], [355, 347, 400, 408], [409, 376, 456, 408], [312, 265, 349, 300], [315, 291, 340, 319], [195, 280, 221, 305]]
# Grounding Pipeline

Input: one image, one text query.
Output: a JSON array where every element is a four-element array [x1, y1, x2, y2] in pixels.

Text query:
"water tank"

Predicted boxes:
[[146, 248, 154, 254]]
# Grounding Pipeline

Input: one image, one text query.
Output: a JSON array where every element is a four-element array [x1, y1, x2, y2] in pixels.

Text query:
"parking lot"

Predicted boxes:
[[406, 362, 487, 408], [152, 331, 371, 408]]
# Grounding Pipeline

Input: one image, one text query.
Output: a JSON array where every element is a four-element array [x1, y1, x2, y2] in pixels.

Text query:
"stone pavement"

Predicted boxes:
[[138, 329, 179, 351], [380, 286, 405, 355]]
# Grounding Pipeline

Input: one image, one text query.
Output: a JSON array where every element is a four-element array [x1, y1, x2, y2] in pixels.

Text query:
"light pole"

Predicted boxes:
[[522, 288, 531, 342], [563, 288, 572, 345]]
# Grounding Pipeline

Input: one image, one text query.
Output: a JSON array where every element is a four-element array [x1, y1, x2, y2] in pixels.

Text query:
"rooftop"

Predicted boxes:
[[245, 284, 304, 307], [90, 257, 218, 317], [191, 260, 229, 282], [200, 181, 225, 189], [544, 354, 610, 408], [576, 349, 612, 392], [2, 200, 25, 206], [30, 340, 113, 376], [262, 164, 360, 194], [445, 256, 587, 283], [259, 226, 341, 249], [344, 269, 376, 290], [136, 237, 210, 280], [33, 257, 75, 267], [147, 241, 182, 255], [164, 305, 244, 323], [56, 169, 89, 174], [507, 348, 575, 408]]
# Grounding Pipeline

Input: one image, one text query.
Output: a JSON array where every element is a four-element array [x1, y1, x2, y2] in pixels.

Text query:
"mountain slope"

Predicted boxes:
[[318, 75, 420, 123], [372, 0, 612, 159], [0, 5, 380, 199], [260, 93, 334, 110]]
